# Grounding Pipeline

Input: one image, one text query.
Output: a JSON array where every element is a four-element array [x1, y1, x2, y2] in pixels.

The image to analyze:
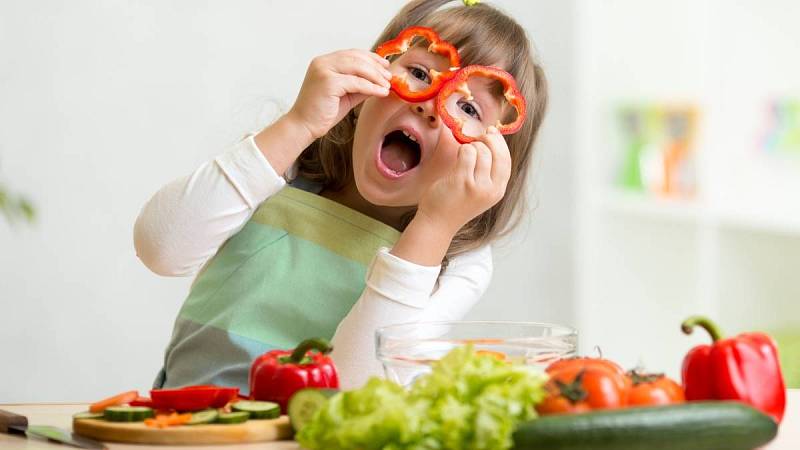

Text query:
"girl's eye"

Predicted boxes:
[[409, 66, 430, 83], [458, 100, 481, 120]]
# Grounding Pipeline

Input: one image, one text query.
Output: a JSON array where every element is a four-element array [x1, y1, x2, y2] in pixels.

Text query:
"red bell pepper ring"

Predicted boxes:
[[436, 65, 527, 144], [150, 385, 239, 411], [681, 316, 786, 423], [376, 26, 461, 102], [249, 338, 339, 413]]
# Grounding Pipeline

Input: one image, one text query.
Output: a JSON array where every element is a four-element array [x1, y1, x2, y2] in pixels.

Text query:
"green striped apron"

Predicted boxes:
[[154, 184, 400, 393]]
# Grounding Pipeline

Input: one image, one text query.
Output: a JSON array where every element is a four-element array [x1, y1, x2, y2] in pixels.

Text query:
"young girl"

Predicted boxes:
[[134, 0, 548, 391]]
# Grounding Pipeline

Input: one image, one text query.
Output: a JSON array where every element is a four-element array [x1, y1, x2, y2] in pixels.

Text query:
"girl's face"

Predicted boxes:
[[351, 47, 463, 208]]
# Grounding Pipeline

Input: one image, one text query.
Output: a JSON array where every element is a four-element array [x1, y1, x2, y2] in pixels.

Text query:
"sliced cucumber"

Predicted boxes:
[[187, 409, 218, 425], [72, 411, 104, 420], [288, 388, 339, 432], [103, 406, 154, 422], [216, 411, 250, 424], [231, 400, 280, 419]]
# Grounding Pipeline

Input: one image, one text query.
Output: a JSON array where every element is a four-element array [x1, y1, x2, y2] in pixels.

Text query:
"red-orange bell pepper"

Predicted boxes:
[[249, 338, 339, 413], [376, 26, 461, 102], [436, 65, 527, 144], [681, 316, 786, 423], [150, 385, 239, 411]]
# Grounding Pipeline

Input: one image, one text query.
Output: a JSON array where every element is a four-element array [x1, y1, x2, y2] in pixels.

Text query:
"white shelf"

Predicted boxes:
[[599, 190, 702, 225], [574, 0, 800, 381], [599, 190, 800, 237]]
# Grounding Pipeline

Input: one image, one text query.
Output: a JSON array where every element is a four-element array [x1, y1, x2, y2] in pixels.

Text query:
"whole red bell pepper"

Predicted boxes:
[[681, 316, 786, 423], [249, 338, 339, 413]]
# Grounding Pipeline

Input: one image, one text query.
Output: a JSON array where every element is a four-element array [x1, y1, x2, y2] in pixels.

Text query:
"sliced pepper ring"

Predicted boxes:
[[436, 65, 527, 144], [375, 26, 461, 102]]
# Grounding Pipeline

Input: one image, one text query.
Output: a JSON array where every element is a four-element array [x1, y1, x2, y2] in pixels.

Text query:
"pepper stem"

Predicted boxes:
[[681, 316, 724, 342], [288, 338, 333, 364]]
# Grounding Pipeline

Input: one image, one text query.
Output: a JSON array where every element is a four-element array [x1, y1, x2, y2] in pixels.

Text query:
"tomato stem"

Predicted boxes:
[[555, 369, 589, 404]]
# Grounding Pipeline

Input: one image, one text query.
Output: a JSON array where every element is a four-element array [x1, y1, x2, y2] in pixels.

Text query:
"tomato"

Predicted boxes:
[[536, 393, 592, 414], [535, 366, 629, 415], [546, 357, 628, 380], [626, 371, 685, 406]]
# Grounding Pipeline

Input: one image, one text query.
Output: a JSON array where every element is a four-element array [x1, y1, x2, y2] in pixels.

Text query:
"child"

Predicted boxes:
[[134, 0, 548, 391]]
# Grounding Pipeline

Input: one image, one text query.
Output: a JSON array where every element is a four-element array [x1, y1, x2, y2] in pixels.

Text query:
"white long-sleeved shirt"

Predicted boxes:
[[134, 136, 492, 389]]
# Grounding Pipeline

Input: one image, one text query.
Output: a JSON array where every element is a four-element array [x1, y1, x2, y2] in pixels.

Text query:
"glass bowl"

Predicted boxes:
[[375, 320, 578, 386]]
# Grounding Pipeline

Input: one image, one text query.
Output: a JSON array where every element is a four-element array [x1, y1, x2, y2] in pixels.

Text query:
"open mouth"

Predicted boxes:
[[379, 130, 422, 177]]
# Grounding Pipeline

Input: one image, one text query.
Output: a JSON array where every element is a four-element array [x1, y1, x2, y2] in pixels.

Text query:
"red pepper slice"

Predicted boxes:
[[249, 338, 339, 413], [129, 396, 154, 408], [150, 385, 239, 411], [681, 316, 786, 423], [376, 26, 461, 102], [436, 65, 527, 144]]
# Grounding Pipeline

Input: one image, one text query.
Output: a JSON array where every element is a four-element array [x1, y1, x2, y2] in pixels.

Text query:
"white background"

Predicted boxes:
[[0, 0, 576, 402]]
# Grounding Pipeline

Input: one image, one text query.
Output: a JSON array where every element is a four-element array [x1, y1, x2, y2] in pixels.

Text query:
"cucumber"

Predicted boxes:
[[103, 406, 155, 422], [72, 411, 104, 420], [187, 409, 218, 425], [288, 388, 339, 432], [231, 400, 280, 419], [216, 411, 250, 424], [512, 401, 778, 450]]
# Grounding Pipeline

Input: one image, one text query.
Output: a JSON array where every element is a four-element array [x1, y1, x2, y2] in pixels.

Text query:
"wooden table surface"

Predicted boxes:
[[2, 390, 798, 449]]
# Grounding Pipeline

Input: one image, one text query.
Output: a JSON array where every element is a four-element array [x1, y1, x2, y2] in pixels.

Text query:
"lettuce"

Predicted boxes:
[[297, 346, 547, 450]]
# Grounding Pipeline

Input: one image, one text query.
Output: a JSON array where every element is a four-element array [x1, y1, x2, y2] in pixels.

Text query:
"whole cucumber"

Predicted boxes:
[[513, 401, 778, 450]]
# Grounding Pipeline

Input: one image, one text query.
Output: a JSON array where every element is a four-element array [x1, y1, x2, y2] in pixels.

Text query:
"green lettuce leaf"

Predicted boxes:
[[296, 345, 547, 450]]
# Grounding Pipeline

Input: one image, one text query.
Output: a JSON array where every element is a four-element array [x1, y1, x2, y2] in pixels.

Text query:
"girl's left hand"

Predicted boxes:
[[416, 127, 512, 237]]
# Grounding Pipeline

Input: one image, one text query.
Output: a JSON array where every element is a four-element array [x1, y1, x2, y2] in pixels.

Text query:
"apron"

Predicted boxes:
[[154, 184, 400, 393]]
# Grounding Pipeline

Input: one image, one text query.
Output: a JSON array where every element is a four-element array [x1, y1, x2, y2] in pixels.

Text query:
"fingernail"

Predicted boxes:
[[487, 126, 498, 134]]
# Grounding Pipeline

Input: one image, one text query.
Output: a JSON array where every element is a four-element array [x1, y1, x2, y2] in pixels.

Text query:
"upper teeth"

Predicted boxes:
[[402, 130, 418, 142]]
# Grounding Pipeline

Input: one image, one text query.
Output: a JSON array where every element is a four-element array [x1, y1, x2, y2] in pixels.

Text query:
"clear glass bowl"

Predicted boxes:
[[375, 320, 578, 386]]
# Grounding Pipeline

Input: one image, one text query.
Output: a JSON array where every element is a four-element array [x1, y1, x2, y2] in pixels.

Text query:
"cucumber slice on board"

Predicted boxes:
[[216, 411, 250, 424], [103, 406, 155, 422], [231, 400, 280, 419], [288, 388, 339, 432], [72, 412, 105, 420], [187, 409, 218, 425]]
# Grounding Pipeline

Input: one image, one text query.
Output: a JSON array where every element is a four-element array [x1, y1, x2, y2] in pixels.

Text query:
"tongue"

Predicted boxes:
[[381, 141, 416, 173]]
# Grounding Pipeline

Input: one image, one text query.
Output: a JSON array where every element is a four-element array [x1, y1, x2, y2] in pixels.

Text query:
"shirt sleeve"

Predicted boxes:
[[330, 244, 493, 390], [133, 135, 286, 276]]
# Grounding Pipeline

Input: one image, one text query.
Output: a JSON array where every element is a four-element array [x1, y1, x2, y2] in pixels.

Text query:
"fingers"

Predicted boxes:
[[337, 74, 390, 99], [367, 50, 392, 68], [457, 144, 478, 181], [479, 126, 512, 186], [472, 141, 492, 185], [327, 49, 392, 91]]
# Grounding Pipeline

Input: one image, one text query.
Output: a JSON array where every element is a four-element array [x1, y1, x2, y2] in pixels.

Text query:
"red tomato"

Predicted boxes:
[[546, 357, 628, 380], [626, 371, 685, 406], [536, 366, 629, 415]]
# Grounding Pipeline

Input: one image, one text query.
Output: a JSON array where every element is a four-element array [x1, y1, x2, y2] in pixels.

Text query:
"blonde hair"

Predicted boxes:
[[297, 0, 548, 262]]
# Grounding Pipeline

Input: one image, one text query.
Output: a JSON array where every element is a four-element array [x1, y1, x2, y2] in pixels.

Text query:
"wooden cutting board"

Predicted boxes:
[[73, 416, 293, 445]]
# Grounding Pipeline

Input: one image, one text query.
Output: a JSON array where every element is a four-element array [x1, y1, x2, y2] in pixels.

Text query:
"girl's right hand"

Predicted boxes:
[[287, 49, 392, 140]]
